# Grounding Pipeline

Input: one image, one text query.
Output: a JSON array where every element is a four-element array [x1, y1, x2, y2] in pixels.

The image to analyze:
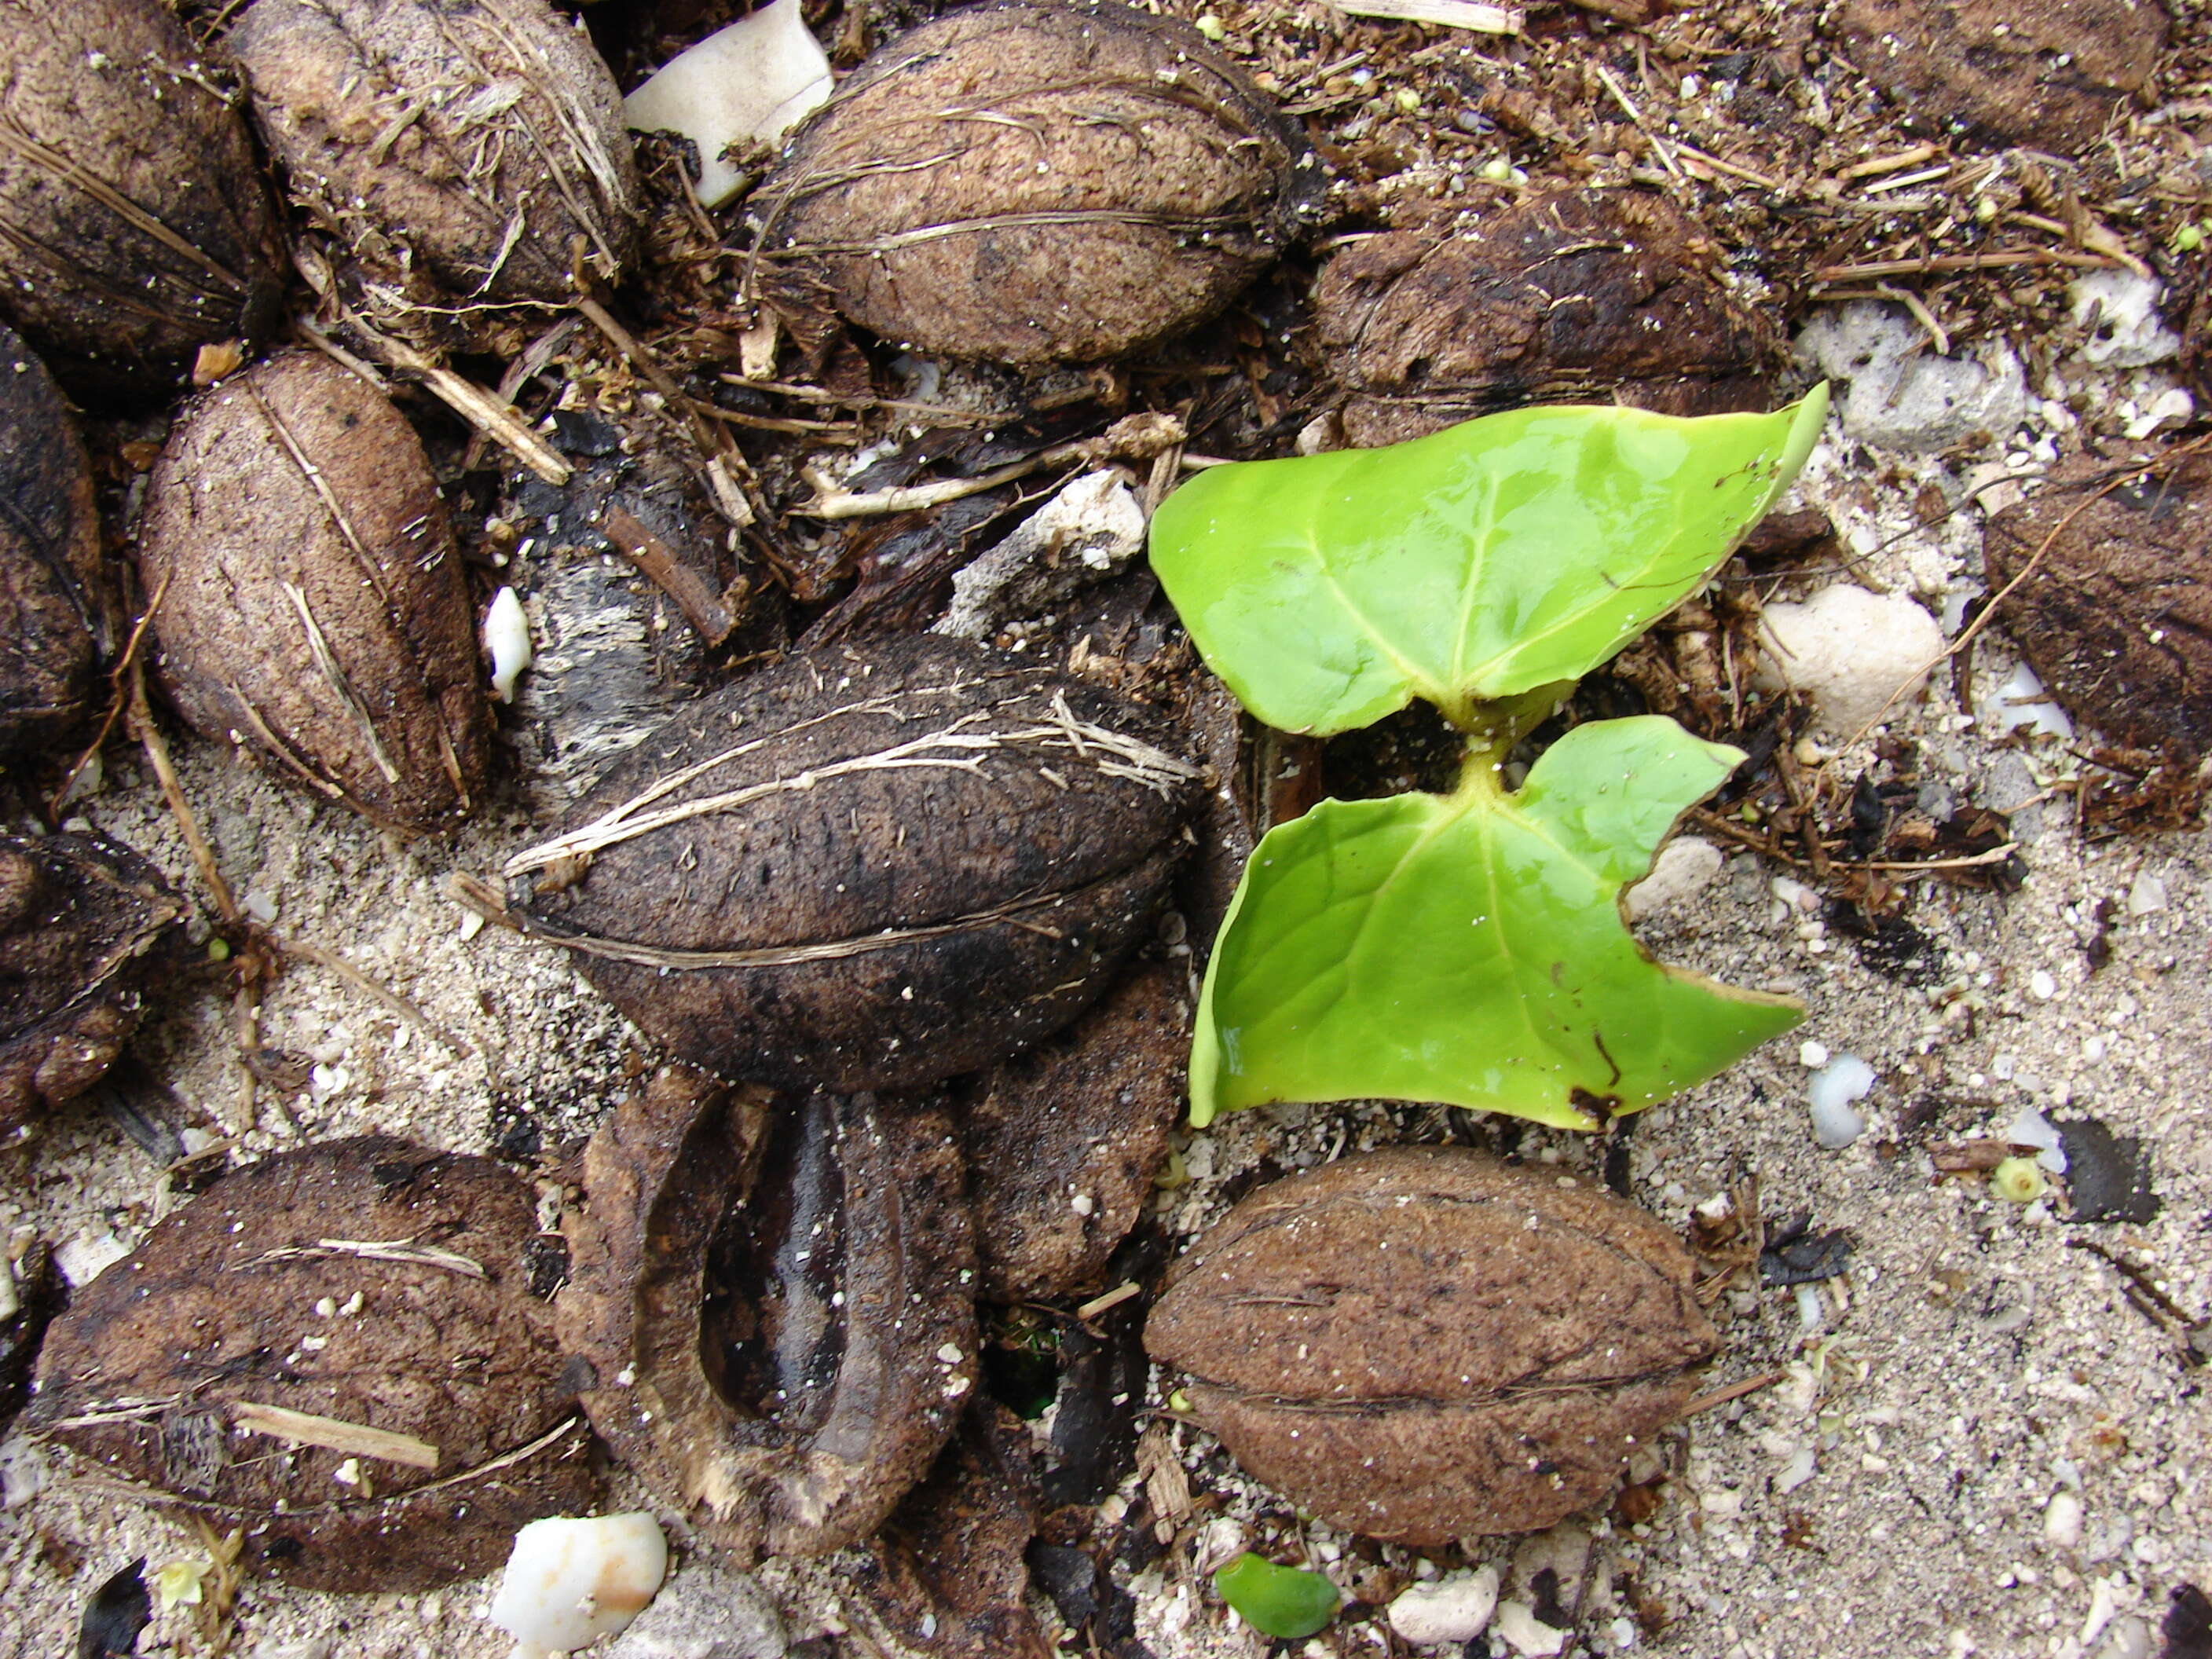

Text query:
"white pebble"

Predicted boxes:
[[1798, 1039, 1831, 1069], [1807, 1055, 1876, 1148], [1753, 584, 1945, 737], [1492, 1599, 1568, 1657], [1775, 1445, 1818, 1493], [54, 1229, 131, 1287], [1980, 661, 2073, 740], [620, 0, 831, 207], [2005, 1105, 2068, 1174], [489, 1514, 668, 1658], [485, 587, 533, 705], [2126, 871, 2168, 916], [1386, 1564, 1500, 1647], [2068, 269, 2181, 368], [2030, 969, 2058, 1001], [2045, 1490, 2084, 1548], [1771, 876, 1821, 914], [1621, 837, 1723, 921]]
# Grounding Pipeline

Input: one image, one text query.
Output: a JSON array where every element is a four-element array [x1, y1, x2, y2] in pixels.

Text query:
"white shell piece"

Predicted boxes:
[[623, 0, 832, 208], [486, 586, 533, 705], [489, 1513, 668, 1658], [1807, 1054, 1876, 1149]]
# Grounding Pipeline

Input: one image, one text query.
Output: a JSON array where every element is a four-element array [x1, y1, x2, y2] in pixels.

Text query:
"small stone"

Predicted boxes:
[[1807, 1056, 1876, 1149], [1799, 1040, 1831, 1070], [2005, 1106, 2067, 1174], [53, 1229, 130, 1287], [2126, 872, 2169, 916], [603, 1562, 789, 1659], [1493, 1599, 1568, 1657], [2098, 1615, 2153, 1659], [1754, 584, 1945, 737], [619, 0, 831, 208], [2030, 969, 2058, 1002], [2045, 1490, 2085, 1548], [488, 1514, 668, 1657], [2070, 271, 2182, 368], [1623, 837, 1724, 922], [1386, 1564, 1500, 1648], [1795, 302, 2027, 452], [1980, 661, 2074, 741], [1776, 1445, 1818, 1493]]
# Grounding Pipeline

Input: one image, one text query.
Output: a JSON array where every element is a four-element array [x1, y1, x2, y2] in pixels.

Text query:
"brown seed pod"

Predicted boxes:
[[0, 832, 185, 1137], [1986, 449, 2212, 757], [1833, 0, 2166, 153], [0, 324, 112, 764], [507, 635, 1203, 1093], [24, 1136, 596, 1590], [849, 1401, 1055, 1659], [754, 0, 1322, 366], [229, 0, 639, 347], [558, 1069, 978, 1565], [137, 350, 494, 833], [958, 958, 1188, 1303], [0, 0, 287, 399], [1313, 189, 1782, 448], [1145, 1146, 1721, 1541]]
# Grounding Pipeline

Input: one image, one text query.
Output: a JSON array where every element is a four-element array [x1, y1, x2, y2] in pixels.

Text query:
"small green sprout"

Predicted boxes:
[[152, 1557, 207, 1611], [1992, 1156, 2049, 1203], [1150, 390, 1829, 1128], [1213, 1552, 1341, 1639]]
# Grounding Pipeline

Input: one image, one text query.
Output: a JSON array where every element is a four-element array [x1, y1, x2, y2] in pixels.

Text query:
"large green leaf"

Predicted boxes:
[[1188, 717, 1803, 1128], [1149, 389, 1829, 736]]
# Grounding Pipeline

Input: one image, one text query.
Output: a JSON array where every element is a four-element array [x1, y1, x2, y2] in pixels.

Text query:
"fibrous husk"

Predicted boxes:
[[958, 958, 1188, 1302], [0, 0, 287, 398], [1146, 1146, 1720, 1540], [1833, 0, 2167, 153], [558, 1069, 979, 1566], [0, 324, 112, 765], [496, 404, 785, 811], [230, 0, 639, 348], [754, 0, 1324, 366], [1313, 189, 1782, 447], [25, 1136, 597, 1589], [0, 832, 185, 1137], [507, 635, 1203, 1093], [137, 350, 494, 833], [847, 1401, 1056, 1659], [1985, 449, 2212, 758]]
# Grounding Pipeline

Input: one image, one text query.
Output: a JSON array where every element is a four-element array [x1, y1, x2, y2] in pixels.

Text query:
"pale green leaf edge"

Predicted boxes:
[[1187, 718, 1805, 1129], [1152, 384, 1831, 739]]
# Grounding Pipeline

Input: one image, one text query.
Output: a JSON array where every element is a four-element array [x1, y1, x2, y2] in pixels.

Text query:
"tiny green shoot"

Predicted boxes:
[[1150, 389, 1829, 1128], [1213, 1552, 1341, 1639]]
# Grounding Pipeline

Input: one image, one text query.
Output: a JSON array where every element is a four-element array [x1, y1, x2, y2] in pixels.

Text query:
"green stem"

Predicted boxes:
[[1445, 679, 1574, 799]]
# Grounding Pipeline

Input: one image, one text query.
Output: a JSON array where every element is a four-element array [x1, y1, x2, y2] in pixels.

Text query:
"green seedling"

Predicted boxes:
[[1151, 388, 1829, 1128], [1213, 1552, 1341, 1639]]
